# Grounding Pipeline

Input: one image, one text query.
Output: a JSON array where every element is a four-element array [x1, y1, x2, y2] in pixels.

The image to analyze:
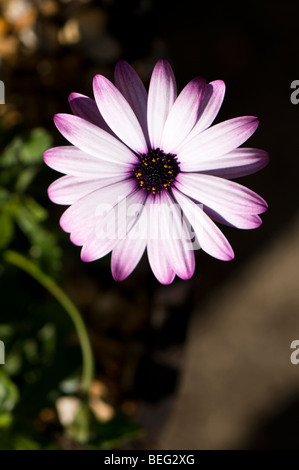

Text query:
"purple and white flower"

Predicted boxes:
[[44, 59, 269, 284]]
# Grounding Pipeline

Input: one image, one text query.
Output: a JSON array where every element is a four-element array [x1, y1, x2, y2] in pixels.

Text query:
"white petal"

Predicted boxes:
[[146, 194, 176, 284], [68, 93, 115, 135], [60, 179, 136, 246], [184, 80, 226, 142], [158, 191, 195, 279], [173, 188, 234, 261], [48, 175, 121, 205], [193, 148, 270, 178], [93, 74, 148, 153], [111, 207, 148, 281], [175, 173, 268, 215], [177, 116, 259, 171], [80, 189, 147, 262], [54, 114, 138, 165], [44, 145, 135, 178], [114, 60, 150, 145], [147, 59, 177, 149], [161, 77, 206, 153], [204, 206, 263, 229]]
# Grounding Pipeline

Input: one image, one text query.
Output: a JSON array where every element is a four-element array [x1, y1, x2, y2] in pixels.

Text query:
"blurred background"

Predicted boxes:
[[0, 0, 298, 450]]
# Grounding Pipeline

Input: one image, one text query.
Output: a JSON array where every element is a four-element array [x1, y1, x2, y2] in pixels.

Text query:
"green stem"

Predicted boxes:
[[3, 250, 94, 395]]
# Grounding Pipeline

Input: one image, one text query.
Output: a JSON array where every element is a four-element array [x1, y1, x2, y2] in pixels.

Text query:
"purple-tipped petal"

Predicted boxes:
[[54, 114, 139, 165], [146, 194, 176, 284], [80, 189, 147, 262], [158, 191, 195, 279], [175, 173, 268, 215], [204, 206, 263, 230], [93, 74, 148, 153], [48, 175, 121, 205], [185, 147, 270, 177], [80, 238, 117, 262], [44, 145, 135, 178], [184, 80, 226, 142], [68, 93, 115, 135], [111, 206, 147, 281], [178, 116, 259, 171], [147, 239, 176, 285], [161, 77, 206, 153], [114, 60, 150, 146], [173, 188, 234, 261], [60, 179, 136, 246], [147, 59, 177, 149]]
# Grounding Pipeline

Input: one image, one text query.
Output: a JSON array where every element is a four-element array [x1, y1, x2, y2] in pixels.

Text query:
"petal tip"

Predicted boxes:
[[251, 116, 259, 127], [43, 148, 51, 163], [264, 151, 270, 165], [68, 92, 77, 103], [59, 212, 69, 233], [53, 113, 61, 123], [53, 113, 67, 130], [47, 183, 55, 202], [259, 201, 268, 213], [221, 245, 235, 261], [219, 248, 234, 261], [111, 269, 126, 282], [178, 271, 194, 281], [154, 58, 173, 74], [93, 74, 108, 88], [80, 249, 93, 263], [115, 59, 130, 70]]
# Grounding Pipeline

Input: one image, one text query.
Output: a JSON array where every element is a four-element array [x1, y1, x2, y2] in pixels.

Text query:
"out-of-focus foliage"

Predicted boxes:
[[0, 370, 19, 428], [0, 127, 62, 275]]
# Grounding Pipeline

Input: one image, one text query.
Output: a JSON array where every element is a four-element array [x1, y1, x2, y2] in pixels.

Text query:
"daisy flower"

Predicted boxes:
[[44, 59, 269, 284]]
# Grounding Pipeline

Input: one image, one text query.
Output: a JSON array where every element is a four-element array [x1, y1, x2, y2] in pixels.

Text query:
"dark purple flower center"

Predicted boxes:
[[134, 148, 180, 195]]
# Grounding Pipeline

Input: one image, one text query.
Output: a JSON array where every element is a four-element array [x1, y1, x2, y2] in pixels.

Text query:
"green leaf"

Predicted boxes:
[[20, 128, 52, 164], [13, 435, 41, 450], [15, 198, 48, 235], [67, 402, 92, 444], [0, 413, 13, 428], [3, 349, 23, 376], [0, 371, 19, 415], [0, 189, 10, 205], [23, 197, 48, 223], [0, 213, 14, 249], [0, 137, 23, 168], [1, 195, 23, 219], [0, 325, 14, 340], [0, 128, 52, 169], [15, 167, 38, 193]]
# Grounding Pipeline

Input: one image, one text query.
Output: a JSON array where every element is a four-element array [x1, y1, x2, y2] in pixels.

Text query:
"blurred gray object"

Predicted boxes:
[[160, 215, 299, 449]]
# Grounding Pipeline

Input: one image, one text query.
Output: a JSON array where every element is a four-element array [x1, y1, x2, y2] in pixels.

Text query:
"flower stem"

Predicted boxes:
[[3, 250, 94, 395]]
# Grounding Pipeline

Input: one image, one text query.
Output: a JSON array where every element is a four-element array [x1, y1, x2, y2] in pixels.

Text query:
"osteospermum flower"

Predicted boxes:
[[44, 59, 269, 284]]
